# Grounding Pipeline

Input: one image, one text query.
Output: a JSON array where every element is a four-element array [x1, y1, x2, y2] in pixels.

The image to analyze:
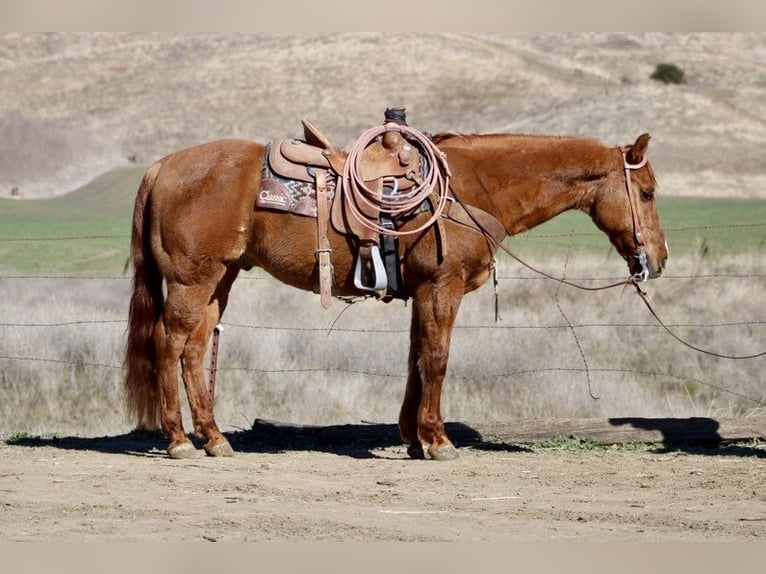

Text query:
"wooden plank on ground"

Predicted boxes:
[[251, 416, 766, 447]]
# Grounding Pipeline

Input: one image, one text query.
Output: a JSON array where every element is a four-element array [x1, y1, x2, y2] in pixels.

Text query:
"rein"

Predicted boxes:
[[487, 146, 648, 291], [448, 144, 649, 293], [618, 147, 764, 359], [633, 286, 766, 360], [341, 122, 451, 237]]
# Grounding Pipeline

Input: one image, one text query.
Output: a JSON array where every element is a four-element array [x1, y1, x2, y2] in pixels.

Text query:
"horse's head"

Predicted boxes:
[[592, 133, 668, 281]]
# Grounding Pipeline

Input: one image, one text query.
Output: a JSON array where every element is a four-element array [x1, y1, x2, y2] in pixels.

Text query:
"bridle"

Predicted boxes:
[[447, 145, 766, 360], [448, 144, 654, 293], [620, 145, 650, 284]]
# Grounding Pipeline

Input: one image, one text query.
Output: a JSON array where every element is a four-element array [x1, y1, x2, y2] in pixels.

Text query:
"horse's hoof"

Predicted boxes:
[[407, 443, 426, 460], [428, 444, 459, 461], [167, 442, 201, 459], [204, 439, 234, 457]]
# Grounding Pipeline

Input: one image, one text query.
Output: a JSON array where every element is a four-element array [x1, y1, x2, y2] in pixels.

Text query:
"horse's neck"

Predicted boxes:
[[501, 167, 595, 235], [446, 135, 609, 236]]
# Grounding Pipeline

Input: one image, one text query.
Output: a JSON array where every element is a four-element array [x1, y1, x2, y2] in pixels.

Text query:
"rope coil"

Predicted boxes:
[[340, 122, 451, 237]]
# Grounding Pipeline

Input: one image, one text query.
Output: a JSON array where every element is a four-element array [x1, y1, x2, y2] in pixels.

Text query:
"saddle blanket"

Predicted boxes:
[[256, 143, 336, 218]]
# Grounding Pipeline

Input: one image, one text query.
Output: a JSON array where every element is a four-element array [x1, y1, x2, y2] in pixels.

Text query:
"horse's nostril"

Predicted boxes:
[[661, 257, 668, 270]]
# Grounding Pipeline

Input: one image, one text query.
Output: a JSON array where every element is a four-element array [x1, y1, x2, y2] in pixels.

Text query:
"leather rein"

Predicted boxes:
[[619, 149, 764, 359]]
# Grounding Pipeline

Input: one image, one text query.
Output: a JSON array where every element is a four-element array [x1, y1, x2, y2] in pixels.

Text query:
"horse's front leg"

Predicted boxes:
[[399, 280, 463, 460]]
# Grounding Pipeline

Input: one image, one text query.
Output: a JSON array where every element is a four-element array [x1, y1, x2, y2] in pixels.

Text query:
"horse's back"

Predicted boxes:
[[155, 138, 264, 186]]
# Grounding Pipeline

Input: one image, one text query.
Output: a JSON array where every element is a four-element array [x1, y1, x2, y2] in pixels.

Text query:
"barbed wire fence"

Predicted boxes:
[[1, 222, 765, 433]]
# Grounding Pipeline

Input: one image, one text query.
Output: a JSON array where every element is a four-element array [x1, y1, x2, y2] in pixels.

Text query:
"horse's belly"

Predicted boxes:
[[247, 211, 360, 293]]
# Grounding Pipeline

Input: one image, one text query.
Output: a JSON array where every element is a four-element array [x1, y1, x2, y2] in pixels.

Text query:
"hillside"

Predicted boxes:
[[1, 32, 765, 199]]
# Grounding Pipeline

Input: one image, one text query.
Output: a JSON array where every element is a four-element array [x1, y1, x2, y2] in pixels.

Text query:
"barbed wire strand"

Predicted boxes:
[[0, 354, 761, 405], [1, 319, 764, 331], [4, 270, 766, 281], [1, 221, 764, 243]]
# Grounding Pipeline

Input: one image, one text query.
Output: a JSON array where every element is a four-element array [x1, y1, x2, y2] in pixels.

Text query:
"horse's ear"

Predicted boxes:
[[627, 133, 651, 164]]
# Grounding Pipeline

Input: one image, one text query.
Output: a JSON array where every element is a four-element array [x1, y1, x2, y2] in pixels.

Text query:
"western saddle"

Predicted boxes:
[[258, 108, 506, 308]]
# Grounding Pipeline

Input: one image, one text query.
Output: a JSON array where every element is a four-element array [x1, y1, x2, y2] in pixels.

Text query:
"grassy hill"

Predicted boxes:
[[1, 33, 765, 199], [0, 166, 144, 274]]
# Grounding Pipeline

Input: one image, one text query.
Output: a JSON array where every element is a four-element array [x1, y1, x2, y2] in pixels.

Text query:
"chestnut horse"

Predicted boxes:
[[125, 130, 668, 460]]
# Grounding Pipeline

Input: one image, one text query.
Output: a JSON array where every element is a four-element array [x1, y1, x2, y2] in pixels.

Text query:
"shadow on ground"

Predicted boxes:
[[608, 416, 765, 457], [3, 420, 531, 459], [6, 417, 763, 459]]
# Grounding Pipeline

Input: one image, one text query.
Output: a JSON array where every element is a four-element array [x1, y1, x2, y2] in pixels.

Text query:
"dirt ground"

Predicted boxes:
[[1, 424, 764, 542]]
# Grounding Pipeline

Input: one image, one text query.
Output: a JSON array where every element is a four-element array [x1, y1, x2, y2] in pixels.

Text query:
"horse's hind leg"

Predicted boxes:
[[180, 266, 239, 457], [153, 291, 202, 458], [156, 280, 224, 459]]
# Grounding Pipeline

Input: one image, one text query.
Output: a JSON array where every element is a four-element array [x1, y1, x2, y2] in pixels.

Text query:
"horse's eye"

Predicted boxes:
[[640, 189, 654, 202]]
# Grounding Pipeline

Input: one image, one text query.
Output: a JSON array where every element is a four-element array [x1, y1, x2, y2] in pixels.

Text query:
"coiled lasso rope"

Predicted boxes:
[[340, 122, 451, 237]]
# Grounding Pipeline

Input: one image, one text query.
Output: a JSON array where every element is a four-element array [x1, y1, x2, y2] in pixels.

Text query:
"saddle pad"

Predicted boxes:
[[257, 143, 335, 218]]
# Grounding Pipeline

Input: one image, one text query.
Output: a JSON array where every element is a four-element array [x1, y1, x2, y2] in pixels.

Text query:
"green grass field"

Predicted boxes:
[[1, 165, 765, 274], [516, 197, 766, 261], [0, 166, 144, 274]]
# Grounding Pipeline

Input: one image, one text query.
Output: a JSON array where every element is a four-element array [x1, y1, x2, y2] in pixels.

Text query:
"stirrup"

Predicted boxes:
[[353, 245, 388, 291]]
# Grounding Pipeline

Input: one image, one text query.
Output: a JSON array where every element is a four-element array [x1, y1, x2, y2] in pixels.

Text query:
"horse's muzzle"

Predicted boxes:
[[645, 254, 667, 279]]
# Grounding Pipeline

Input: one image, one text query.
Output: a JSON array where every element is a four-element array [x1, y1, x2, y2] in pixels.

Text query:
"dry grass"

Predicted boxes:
[[1, 252, 762, 437]]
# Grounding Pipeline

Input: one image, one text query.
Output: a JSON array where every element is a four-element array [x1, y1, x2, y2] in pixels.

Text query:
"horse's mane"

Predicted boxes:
[[430, 132, 463, 145], [429, 131, 656, 186], [431, 131, 603, 146]]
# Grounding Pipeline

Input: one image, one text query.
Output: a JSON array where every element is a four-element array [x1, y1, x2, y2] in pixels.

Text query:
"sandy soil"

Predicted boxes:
[[1, 428, 764, 542]]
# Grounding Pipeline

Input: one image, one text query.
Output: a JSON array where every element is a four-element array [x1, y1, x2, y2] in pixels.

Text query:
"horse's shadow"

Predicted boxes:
[[608, 416, 766, 458], [230, 420, 531, 459], [8, 417, 762, 459], [4, 420, 530, 459]]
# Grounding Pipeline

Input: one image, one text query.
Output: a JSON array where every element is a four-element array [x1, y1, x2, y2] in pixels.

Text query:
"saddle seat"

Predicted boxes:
[[269, 119, 421, 191]]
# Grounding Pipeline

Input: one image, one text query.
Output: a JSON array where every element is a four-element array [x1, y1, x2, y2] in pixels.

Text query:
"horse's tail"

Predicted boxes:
[[124, 162, 164, 430]]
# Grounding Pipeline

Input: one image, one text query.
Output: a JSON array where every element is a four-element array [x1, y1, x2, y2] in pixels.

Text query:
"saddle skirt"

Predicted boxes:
[[257, 142, 336, 218]]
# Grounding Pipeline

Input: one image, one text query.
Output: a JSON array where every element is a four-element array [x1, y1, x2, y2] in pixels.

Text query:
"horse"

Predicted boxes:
[[124, 126, 668, 460]]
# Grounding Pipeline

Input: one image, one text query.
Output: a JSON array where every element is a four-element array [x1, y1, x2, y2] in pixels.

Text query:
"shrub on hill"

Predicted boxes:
[[650, 63, 686, 85]]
